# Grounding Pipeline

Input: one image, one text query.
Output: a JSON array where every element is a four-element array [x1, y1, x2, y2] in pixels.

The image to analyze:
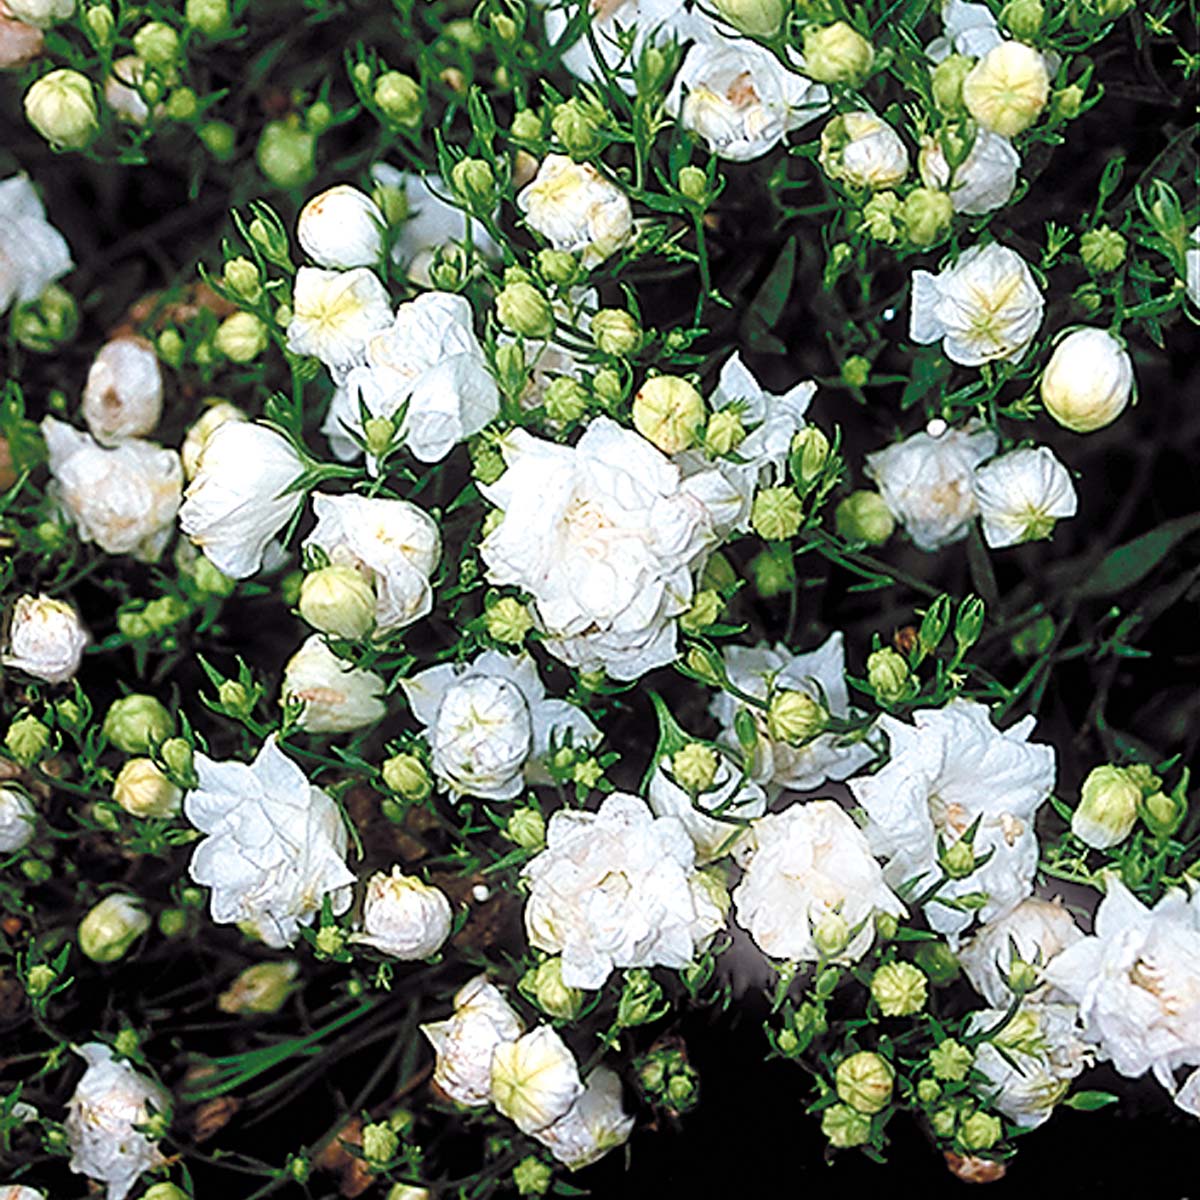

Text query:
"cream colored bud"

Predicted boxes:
[[591, 309, 641, 356], [24, 68, 99, 150], [751, 486, 804, 540], [714, 0, 784, 37], [836, 1050, 894, 1114], [297, 185, 386, 270], [298, 565, 376, 640], [520, 957, 584, 1020], [672, 743, 719, 793], [1072, 764, 1140, 849], [214, 312, 268, 363], [112, 758, 181, 819], [705, 409, 746, 456], [766, 690, 827, 744], [802, 22, 875, 85], [962, 41, 1049, 138], [632, 375, 705, 454], [218, 960, 299, 1014], [1040, 327, 1133, 433], [381, 753, 432, 802], [78, 893, 150, 962], [870, 961, 928, 1016]]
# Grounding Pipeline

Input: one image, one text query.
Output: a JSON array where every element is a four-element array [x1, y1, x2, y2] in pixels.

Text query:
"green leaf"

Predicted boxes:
[[1074, 513, 1200, 599], [1064, 1090, 1119, 1111]]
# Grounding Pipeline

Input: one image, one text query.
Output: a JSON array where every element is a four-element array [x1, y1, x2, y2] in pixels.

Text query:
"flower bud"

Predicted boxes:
[[929, 1038, 973, 1081], [132, 20, 179, 66], [79, 893, 150, 962], [678, 165, 709, 205], [103, 694, 172, 754], [766, 690, 826, 744], [812, 911, 850, 957], [680, 588, 721, 633], [1001, 0, 1043, 38], [867, 648, 911, 703], [930, 1107, 957, 1137], [917, 1079, 941, 1103], [298, 565, 376, 640], [256, 119, 316, 189], [143, 1185, 189, 1200], [617, 968, 665, 1026], [486, 596, 534, 644], [1072, 764, 1140, 848], [860, 190, 903, 243], [113, 758, 182, 819], [520, 957, 584, 1019], [185, 0, 229, 35], [836, 1051, 894, 1114], [802, 22, 875, 86], [497, 281, 554, 338], [835, 491, 895, 545], [5, 715, 49, 766], [901, 186, 954, 247], [214, 312, 268, 363], [931, 54, 972, 115], [510, 108, 543, 142], [297, 185, 386, 270], [0, 786, 36, 853], [199, 119, 235, 160], [1079, 226, 1126, 273], [83, 3, 113, 44], [381, 753, 432, 802], [632, 375, 705, 455], [790, 426, 831, 494], [940, 838, 976, 879], [551, 97, 602, 157], [870, 961, 928, 1016], [714, 0, 784, 37], [820, 112, 910, 190], [353, 867, 453, 960], [751, 486, 804, 540], [361, 1121, 399, 1166], [217, 960, 299, 1014], [12, 283, 78, 353], [451, 156, 496, 212], [822, 1102, 872, 1148], [513, 1156, 552, 1196], [1040, 327, 1133, 433], [591, 309, 641, 356], [25, 68, 99, 150], [222, 255, 261, 301], [374, 71, 422, 127], [1052, 83, 1085, 120], [672, 742, 719, 793], [959, 1110, 1002, 1152], [704, 409, 746, 457], [963, 41, 1049, 138]]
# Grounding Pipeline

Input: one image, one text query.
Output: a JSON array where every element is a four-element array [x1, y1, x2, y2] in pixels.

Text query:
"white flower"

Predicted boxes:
[[926, 0, 1003, 60], [178, 421, 306, 579], [480, 417, 720, 681], [1040, 326, 1134, 433], [280, 635, 386, 733], [918, 128, 1020, 215], [819, 110, 909, 188], [286, 266, 392, 372], [180, 401, 246, 479], [522, 792, 723, 989], [864, 420, 998, 551], [6, 0, 72, 28], [972, 445, 1077, 548], [297, 184, 386, 269], [710, 632, 874, 793], [491, 1025, 584, 1135], [184, 735, 355, 949], [2, 592, 88, 684], [420, 975, 524, 1107], [303, 492, 440, 634], [733, 800, 905, 963], [104, 56, 156, 125], [65, 1043, 168, 1200], [849, 698, 1056, 940], [81, 336, 162, 446], [910, 242, 1045, 367], [0, 1187, 45, 1200], [371, 166, 499, 284], [1186, 226, 1200, 307], [0, 786, 35, 852], [401, 650, 598, 802], [958, 897, 1085, 1007], [668, 36, 828, 163], [516, 156, 633, 267], [532, 1065, 635, 1169], [41, 418, 182, 562], [648, 752, 766, 865], [0, 174, 71, 313], [322, 290, 499, 468], [1177, 1066, 1200, 1117], [1042, 876, 1200, 1101], [352, 866, 453, 959], [967, 1002, 1091, 1128]]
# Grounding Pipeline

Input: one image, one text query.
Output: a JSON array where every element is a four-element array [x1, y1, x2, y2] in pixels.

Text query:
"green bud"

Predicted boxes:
[[678, 165, 709, 205], [497, 281, 554, 338], [617, 968, 664, 1027], [486, 596, 534, 644], [592, 366, 625, 407], [536, 248, 579, 286], [666, 1069, 699, 1112], [133, 21, 180, 67], [867, 648, 911, 703], [751, 486, 804, 540], [306, 100, 332, 133], [812, 913, 850, 958], [791, 426, 831, 493], [362, 416, 395, 462], [835, 490, 895, 545], [714, 0, 784, 38], [11, 283, 78, 353], [519, 957, 584, 1020], [256, 119, 316, 190], [143, 1185, 190, 1200], [85, 4, 115, 45], [199, 120, 236, 161], [930, 1106, 957, 1137], [222, 256, 261, 302], [158, 908, 188, 938], [940, 838, 976, 879], [298, 564, 376, 639], [917, 1079, 941, 1103], [362, 1122, 399, 1166], [450, 157, 497, 212], [822, 1102, 872, 1148], [767, 690, 826, 744], [26, 963, 57, 997], [551, 98, 602, 158], [959, 1110, 1002, 1151], [506, 806, 546, 849], [750, 546, 794, 598], [803, 21, 875, 85], [1053, 84, 1086, 121], [591, 309, 642, 357], [902, 187, 955, 247], [165, 87, 198, 122], [24, 69, 100, 151], [375, 71, 423, 128], [672, 742, 719, 793], [704, 409, 746, 456], [913, 941, 961, 987], [510, 108, 543, 142], [157, 328, 185, 368], [1000, 0, 1043, 38], [513, 1155, 552, 1196], [931, 54, 973, 114], [840, 355, 870, 389], [870, 961, 928, 1016], [860, 190, 903, 243], [1080, 225, 1126, 273], [1072, 764, 1140, 849], [22, 860, 52, 884], [679, 588, 721, 634], [78, 893, 150, 962], [918, 594, 953, 657], [185, 0, 229, 35], [103, 694, 172, 754], [214, 312, 268, 363], [381, 753, 432, 802], [543, 376, 589, 424], [217, 679, 251, 716], [929, 1038, 973, 1082]]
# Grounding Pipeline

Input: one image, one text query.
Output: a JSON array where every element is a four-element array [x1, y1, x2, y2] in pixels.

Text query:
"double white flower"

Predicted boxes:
[[850, 698, 1056, 940], [516, 156, 633, 267], [42, 417, 182, 563], [522, 792, 726, 989], [286, 265, 392, 372], [972, 444, 1078, 549], [184, 735, 355, 948], [322, 290, 499, 467], [280, 635, 386, 733], [819, 110, 909, 189], [480, 416, 721, 681], [0, 173, 71, 314], [401, 650, 598, 802], [2, 592, 88, 684], [910, 242, 1044, 366], [353, 866, 453, 960], [734, 800, 906, 963]]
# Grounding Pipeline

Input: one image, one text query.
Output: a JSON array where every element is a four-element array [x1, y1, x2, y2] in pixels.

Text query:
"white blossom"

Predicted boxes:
[[401, 650, 598, 802], [819, 110, 909, 189], [910, 242, 1044, 367], [865, 420, 998, 551], [490, 1025, 584, 1135], [0, 173, 71, 313], [297, 184, 386, 269], [733, 800, 905, 963], [926, 0, 1003, 60], [184, 735, 355, 949], [1043, 876, 1200, 1105], [532, 1065, 635, 1169], [0, 786, 35, 853], [303, 492, 439, 635], [286, 266, 392, 372], [958, 897, 1085, 1007], [5, 0, 72, 28], [352, 866, 453, 959], [65, 1043, 168, 1200], [710, 632, 873, 794], [280, 635, 386, 733], [0, 1186, 45, 1200], [918, 128, 1020, 215], [516, 156, 633, 267], [104, 56, 156, 125], [81, 337, 163, 446], [522, 792, 724, 989], [180, 401, 246, 480], [2, 592, 88, 684], [178, 421, 306, 579], [668, 35, 828, 163], [42, 417, 182, 563], [322, 290, 499, 468], [1186, 226, 1200, 307], [420, 975, 524, 1107], [480, 417, 722, 681], [648, 752, 766, 864], [1040, 326, 1134, 433], [849, 698, 1056, 941], [972, 445, 1078, 549]]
